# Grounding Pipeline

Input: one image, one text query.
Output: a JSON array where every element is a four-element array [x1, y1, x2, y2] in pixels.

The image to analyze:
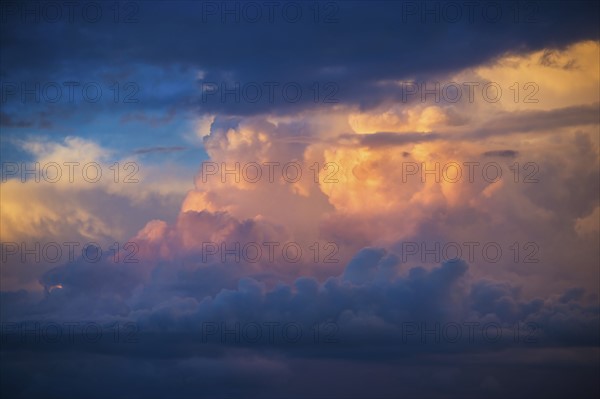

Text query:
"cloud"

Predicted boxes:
[[467, 103, 599, 138], [0, 111, 34, 128], [2, 248, 598, 398], [482, 150, 519, 158], [2, 3, 598, 118], [339, 132, 441, 148], [575, 206, 600, 236], [2, 2, 599, 396], [133, 146, 187, 155], [0, 137, 190, 291]]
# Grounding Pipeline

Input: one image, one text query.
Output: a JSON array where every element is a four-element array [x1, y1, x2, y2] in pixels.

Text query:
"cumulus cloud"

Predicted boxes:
[[0, 136, 190, 291], [1, 2, 599, 396]]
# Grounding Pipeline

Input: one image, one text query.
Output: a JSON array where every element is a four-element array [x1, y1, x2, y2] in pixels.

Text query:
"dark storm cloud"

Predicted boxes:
[[3, 247, 597, 351], [2, 250, 599, 398], [1, 0, 598, 116]]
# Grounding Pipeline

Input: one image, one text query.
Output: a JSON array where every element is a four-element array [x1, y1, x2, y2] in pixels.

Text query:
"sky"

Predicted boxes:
[[0, 1, 599, 398]]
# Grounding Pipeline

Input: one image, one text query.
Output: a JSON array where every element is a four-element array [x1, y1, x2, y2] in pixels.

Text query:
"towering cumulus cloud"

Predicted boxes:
[[1, 1, 599, 398]]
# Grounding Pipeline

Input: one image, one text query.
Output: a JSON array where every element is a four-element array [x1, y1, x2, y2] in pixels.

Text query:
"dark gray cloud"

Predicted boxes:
[[482, 150, 519, 158], [0, 111, 33, 128], [2, 1, 599, 117], [2, 248, 598, 398], [467, 103, 600, 138], [339, 132, 441, 147]]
